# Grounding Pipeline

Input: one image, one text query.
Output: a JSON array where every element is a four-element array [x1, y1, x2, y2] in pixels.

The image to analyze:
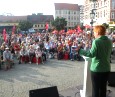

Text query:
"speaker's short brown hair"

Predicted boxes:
[[93, 25, 106, 35]]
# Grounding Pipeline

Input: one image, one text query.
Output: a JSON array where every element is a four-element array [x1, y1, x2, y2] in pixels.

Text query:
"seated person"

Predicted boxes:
[[19, 46, 29, 64], [63, 43, 70, 54], [35, 46, 44, 65], [49, 41, 56, 58], [70, 42, 78, 61], [57, 43, 63, 60], [28, 45, 35, 64], [13, 42, 21, 59], [9, 46, 15, 60], [3, 47, 13, 70], [41, 47, 47, 61], [0, 46, 5, 60]]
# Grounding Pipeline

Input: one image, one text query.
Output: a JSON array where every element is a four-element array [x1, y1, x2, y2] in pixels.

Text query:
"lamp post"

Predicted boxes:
[[90, 9, 95, 37]]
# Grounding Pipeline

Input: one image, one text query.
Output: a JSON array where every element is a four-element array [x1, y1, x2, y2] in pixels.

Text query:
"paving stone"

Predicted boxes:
[[0, 59, 115, 97]]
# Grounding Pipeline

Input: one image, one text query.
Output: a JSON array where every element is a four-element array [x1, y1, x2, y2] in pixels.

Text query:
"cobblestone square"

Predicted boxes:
[[0, 59, 115, 97]]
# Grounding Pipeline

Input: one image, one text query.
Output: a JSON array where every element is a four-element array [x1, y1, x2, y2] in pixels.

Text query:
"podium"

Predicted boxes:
[[80, 56, 92, 97]]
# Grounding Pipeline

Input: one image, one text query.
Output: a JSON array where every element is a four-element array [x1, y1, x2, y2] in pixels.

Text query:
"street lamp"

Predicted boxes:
[[90, 9, 95, 37]]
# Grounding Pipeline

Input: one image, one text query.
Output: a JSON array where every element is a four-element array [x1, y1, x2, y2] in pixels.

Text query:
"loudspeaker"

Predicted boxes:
[[29, 86, 59, 97], [108, 72, 115, 87]]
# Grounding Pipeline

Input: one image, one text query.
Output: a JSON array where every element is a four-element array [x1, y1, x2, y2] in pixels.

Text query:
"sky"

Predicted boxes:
[[0, 0, 84, 16]]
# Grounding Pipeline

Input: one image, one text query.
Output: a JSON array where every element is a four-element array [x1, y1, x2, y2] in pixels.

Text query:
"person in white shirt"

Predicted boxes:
[[70, 41, 77, 61], [28, 45, 35, 64], [3, 47, 13, 70], [44, 41, 50, 58], [19, 46, 29, 64], [32, 41, 39, 50], [35, 46, 44, 65]]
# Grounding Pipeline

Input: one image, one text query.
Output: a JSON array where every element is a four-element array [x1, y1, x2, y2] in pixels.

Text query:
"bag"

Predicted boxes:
[[108, 72, 115, 87], [49, 54, 52, 59]]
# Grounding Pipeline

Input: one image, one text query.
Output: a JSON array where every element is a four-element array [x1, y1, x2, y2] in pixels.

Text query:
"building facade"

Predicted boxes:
[[83, 0, 115, 27], [54, 3, 80, 29], [27, 14, 54, 32], [0, 14, 54, 33], [79, 5, 84, 24]]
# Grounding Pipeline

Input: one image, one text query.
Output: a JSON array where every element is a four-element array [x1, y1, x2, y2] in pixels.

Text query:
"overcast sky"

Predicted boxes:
[[0, 0, 85, 16]]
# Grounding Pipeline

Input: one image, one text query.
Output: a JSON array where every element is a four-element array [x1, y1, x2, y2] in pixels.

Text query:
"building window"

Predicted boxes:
[[70, 22, 73, 27], [74, 16, 76, 20], [111, 12, 115, 19], [41, 24, 43, 27], [108, 1, 109, 7], [68, 16, 70, 20], [74, 22, 76, 26], [65, 10, 67, 14], [70, 11, 72, 14], [98, 3, 99, 8], [85, 15, 87, 19], [95, 12, 97, 18], [101, 1, 102, 6], [100, 11, 102, 18], [59, 10, 61, 14], [68, 11, 70, 14], [104, 10, 105, 17], [74, 11, 76, 14], [35, 24, 37, 27], [68, 22, 70, 26], [71, 16, 73, 20], [63, 10, 65, 14], [56, 11, 58, 14], [95, 3, 97, 8], [112, 0, 115, 9], [97, 12, 99, 18]]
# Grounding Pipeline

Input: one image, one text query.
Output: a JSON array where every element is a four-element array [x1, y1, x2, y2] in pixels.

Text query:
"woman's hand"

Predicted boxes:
[[76, 43, 82, 52]]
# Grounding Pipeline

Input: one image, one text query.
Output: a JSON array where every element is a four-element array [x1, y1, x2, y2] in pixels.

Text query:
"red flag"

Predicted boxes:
[[12, 25, 16, 35], [3, 28, 7, 42], [45, 22, 49, 30], [85, 24, 91, 28], [77, 26, 82, 33]]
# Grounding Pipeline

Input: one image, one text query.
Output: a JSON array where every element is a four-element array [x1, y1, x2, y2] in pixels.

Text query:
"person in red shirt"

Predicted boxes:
[[13, 42, 21, 62]]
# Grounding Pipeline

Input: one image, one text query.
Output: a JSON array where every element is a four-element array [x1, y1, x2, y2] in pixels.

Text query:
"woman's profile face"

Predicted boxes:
[[94, 31, 98, 38], [93, 27, 99, 39]]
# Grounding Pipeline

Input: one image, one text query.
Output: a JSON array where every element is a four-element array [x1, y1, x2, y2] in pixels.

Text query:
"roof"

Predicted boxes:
[[54, 3, 80, 11], [27, 15, 54, 24], [0, 16, 27, 23]]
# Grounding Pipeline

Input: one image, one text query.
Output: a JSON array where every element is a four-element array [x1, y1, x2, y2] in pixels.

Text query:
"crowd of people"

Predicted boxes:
[[0, 28, 114, 71]]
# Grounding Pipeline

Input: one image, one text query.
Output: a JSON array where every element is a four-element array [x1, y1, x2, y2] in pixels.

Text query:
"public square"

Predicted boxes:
[[0, 58, 115, 97]]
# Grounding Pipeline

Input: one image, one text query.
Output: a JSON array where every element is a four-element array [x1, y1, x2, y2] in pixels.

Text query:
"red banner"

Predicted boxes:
[[3, 28, 7, 42], [77, 26, 82, 33], [12, 25, 16, 35], [45, 22, 49, 30]]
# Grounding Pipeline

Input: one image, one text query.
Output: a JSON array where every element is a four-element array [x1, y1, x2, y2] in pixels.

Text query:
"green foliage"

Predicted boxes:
[[51, 17, 67, 31], [102, 23, 109, 29], [80, 23, 85, 30], [18, 21, 33, 31]]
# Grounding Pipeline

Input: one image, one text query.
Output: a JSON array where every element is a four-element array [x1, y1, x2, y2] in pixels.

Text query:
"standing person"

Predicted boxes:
[[77, 25, 112, 97]]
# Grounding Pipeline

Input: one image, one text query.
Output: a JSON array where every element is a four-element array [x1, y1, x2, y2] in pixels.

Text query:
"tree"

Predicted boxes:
[[51, 17, 67, 32], [18, 21, 33, 32], [102, 23, 109, 29]]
